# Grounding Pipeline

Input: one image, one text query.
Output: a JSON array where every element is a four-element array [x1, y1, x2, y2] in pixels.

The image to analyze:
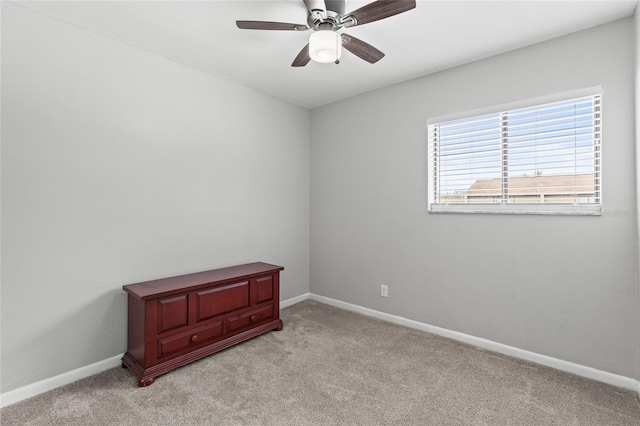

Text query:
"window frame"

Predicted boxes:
[[427, 87, 602, 216]]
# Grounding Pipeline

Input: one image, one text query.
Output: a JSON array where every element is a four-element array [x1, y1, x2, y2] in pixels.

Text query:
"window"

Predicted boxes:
[[427, 91, 601, 215]]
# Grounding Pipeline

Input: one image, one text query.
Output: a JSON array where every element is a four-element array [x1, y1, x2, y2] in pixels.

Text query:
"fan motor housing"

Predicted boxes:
[[308, 11, 341, 30]]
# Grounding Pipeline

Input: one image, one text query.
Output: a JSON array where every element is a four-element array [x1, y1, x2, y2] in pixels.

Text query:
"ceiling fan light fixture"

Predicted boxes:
[[309, 30, 342, 63]]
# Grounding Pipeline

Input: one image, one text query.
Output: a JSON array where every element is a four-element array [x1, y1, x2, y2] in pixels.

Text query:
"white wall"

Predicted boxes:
[[311, 18, 639, 378], [0, 2, 310, 393]]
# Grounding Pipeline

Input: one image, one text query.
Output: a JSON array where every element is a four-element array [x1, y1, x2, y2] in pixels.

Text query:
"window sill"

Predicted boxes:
[[428, 204, 601, 216]]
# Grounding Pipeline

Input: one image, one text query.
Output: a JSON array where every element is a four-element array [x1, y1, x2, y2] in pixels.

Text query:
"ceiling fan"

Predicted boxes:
[[236, 0, 416, 67]]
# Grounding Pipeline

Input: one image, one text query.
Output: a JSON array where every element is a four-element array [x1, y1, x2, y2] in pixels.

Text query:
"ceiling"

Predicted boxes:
[[13, 0, 638, 109]]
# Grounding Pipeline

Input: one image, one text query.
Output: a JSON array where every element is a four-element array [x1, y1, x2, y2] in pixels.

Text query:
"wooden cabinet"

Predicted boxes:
[[121, 262, 284, 386]]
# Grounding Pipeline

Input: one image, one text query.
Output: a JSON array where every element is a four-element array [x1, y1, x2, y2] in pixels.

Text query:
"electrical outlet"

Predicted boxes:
[[381, 284, 388, 297]]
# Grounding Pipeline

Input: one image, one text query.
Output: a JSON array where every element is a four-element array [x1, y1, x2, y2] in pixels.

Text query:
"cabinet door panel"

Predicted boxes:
[[256, 275, 274, 304], [158, 295, 188, 334], [197, 281, 249, 322]]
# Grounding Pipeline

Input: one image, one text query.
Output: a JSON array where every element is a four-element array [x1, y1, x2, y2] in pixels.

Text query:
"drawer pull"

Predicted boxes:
[[250, 315, 256, 322], [190, 334, 198, 343]]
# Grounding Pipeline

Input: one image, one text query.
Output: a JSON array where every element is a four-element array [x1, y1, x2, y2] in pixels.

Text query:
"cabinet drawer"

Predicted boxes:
[[227, 304, 274, 333], [157, 321, 223, 358]]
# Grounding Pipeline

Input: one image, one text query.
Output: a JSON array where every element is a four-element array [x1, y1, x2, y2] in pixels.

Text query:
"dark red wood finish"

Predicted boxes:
[[122, 262, 284, 386]]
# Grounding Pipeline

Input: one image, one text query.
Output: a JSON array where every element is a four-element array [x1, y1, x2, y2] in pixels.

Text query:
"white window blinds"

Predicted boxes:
[[427, 93, 601, 215]]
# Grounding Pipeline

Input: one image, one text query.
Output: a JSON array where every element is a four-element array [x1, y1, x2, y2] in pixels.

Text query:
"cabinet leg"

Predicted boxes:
[[138, 377, 155, 387], [121, 362, 128, 369], [275, 324, 284, 331]]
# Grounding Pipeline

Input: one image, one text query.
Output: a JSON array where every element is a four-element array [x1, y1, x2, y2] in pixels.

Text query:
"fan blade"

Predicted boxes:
[[292, 44, 311, 67], [236, 21, 309, 31], [345, 0, 416, 27], [341, 33, 385, 64]]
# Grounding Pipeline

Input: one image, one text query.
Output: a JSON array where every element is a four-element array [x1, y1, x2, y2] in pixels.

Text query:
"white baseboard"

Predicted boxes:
[[0, 354, 123, 408], [281, 292, 310, 308], [3, 292, 637, 408], [309, 293, 640, 396]]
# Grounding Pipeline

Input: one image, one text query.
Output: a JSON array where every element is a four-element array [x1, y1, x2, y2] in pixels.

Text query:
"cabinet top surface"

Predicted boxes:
[[123, 262, 284, 300]]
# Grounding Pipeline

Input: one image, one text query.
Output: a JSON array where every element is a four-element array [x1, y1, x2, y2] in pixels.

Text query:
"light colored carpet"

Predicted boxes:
[[2, 300, 639, 425]]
